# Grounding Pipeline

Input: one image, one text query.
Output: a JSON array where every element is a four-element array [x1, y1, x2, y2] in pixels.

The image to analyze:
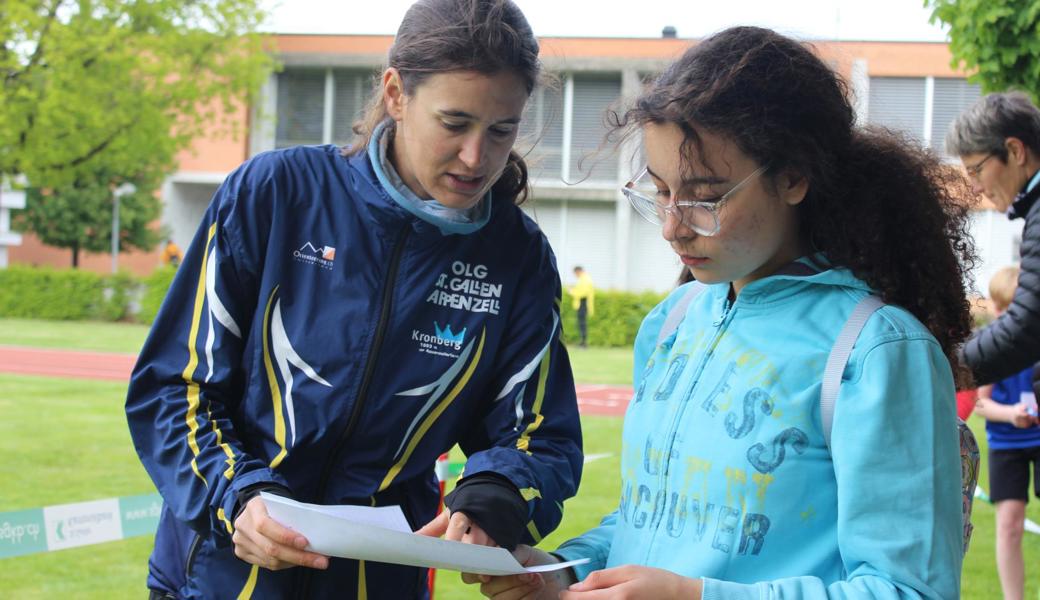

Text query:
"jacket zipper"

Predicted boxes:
[[643, 297, 735, 562], [295, 226, 410, 599], [184, 533, 202, 580]]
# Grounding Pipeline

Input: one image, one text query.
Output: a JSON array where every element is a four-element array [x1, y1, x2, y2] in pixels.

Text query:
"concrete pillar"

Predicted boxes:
[[850, 59, 869, 126], [614, 69, 644, 290]]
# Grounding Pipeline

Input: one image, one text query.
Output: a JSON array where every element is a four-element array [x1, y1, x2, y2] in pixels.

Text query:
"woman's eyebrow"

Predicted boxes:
[[437, 109, 521, 125]]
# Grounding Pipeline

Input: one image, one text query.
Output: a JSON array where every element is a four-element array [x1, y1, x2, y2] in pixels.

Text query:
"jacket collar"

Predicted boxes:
[[703, 254, 873, 312], [1009, 168, 1040, 221], [366, 120, 492, 236]]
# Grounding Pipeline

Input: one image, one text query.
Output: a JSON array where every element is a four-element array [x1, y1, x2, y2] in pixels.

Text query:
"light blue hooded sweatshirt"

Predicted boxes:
[[555, 259, 962, 599]]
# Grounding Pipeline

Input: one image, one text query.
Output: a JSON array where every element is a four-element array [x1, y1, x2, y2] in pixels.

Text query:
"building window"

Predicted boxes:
[[332, 71, 368, 146], [931, 78, 983, 155], [517, 84, 565, 180], [275, 70, 326, 148], [274, 67, 623, 182], [570, 74, 622, 183], [517, 73, 622, 185], [866, 76, 981, 157], [275, 68, 372, 149]]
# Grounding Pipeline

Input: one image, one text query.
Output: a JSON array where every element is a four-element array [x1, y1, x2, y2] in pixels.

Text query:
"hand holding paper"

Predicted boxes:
[[463, 544, 577, 599], [233, 495, 329, 571], [260, 492, 587, 576], [417, 509, 496, 548]]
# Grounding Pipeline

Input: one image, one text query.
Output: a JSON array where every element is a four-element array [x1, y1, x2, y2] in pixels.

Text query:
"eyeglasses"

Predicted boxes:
[[965, 154, 996, 179], [621, 164, 769, 236]]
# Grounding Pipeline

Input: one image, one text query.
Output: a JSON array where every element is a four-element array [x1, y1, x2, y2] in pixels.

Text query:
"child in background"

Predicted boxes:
[[974, 265, 1039, 600], [160, 238, 182, 267]]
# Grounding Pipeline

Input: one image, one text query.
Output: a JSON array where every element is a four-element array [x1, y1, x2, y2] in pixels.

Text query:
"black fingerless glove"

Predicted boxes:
[[443, 472, 527, 551], [232, 483, 293, 523]]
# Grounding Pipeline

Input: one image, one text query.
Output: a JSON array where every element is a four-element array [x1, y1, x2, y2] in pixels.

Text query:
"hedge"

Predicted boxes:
[[137, 266, 177, 325], [0, 265, 670, 345], [0, 266, 137, 321], [560, 289, 668, 348]]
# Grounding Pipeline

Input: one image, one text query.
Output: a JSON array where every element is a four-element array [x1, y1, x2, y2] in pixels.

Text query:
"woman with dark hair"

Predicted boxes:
[[473, 26, 972, 599], [125, 1, 582, 598]]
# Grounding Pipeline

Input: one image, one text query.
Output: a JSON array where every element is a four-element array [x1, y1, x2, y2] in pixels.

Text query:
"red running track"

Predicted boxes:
[[0, 345, 632, 416], [573, 384, 632, 417], [0, 345, 138, 382]]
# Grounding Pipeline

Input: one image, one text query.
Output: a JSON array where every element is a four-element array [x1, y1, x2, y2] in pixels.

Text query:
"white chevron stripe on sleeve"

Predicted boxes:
[[392, 339, 475, 460], [495, 310, 559, 401], [513, 381, 528, 429], [271, 299, 332, 446], [206, 245, 242, 339]]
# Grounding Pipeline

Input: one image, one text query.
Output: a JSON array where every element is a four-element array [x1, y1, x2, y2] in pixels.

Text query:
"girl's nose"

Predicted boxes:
[[661, 209, 691, 242]]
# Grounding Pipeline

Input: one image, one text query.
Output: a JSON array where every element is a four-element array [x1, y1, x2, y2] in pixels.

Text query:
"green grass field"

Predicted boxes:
[[566, 347, 634, 385], [0, 317, 150, 354], [0, 317, 1036, 598]]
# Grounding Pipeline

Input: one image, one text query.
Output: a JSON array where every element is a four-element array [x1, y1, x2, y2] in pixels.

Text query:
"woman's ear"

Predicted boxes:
[[1005, 137, 1028, 166], [778, 169, 809, 206], [383, 68, 406, 121]]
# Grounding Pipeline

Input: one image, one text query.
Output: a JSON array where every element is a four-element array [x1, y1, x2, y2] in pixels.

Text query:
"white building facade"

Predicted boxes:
[[157, 36, 1014, 293]]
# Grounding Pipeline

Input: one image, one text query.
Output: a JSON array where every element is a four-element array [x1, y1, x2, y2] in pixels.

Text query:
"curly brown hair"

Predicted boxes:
[[616, 26, 976, 385]]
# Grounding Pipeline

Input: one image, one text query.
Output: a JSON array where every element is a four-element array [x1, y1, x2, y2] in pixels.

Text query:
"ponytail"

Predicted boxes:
[[343, 77, 388, 159], [491, 150, 531, 205]]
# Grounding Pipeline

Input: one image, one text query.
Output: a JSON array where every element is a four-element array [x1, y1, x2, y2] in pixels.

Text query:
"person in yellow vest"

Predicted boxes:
[[570, 265, 595, 347], [160, 238, 182, 268]]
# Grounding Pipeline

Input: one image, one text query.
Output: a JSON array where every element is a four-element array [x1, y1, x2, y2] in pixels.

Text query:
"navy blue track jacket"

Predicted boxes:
[[125, 144, 583, 599]]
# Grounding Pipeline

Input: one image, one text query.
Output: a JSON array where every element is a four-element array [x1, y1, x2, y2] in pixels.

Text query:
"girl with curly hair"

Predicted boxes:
[[470, 25, 974, 600]]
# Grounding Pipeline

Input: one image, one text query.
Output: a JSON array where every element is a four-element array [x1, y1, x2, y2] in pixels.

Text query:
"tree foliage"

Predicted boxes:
[[927, 0, 1040, 99], [0, 0, 276, 188], [15, 172, 163, 267]]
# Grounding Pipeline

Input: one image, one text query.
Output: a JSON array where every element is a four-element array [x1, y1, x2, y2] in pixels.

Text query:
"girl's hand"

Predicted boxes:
[[232, 496, 329, 571], [561, 565, 701, 599], [464, 544, 574, 599]]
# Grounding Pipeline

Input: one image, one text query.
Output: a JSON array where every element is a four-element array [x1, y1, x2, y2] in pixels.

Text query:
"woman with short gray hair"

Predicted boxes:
[[947, 91, 1040, 398], [949, 92, 1040, 600]]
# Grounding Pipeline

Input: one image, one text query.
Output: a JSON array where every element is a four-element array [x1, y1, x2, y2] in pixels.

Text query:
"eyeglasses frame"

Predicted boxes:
[[965, 153, 996, 180], [621, 163, 770, 236]]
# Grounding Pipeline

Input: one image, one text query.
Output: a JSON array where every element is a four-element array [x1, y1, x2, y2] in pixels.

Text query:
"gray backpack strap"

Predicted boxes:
[[820, 295, 885, 448], [656, 282, 708, 346]]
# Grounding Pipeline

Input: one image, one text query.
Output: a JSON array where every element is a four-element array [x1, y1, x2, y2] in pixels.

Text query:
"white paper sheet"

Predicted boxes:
[[260, 493, 589, 576]]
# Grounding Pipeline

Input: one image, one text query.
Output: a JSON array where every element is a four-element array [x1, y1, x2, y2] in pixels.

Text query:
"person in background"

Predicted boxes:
[[973, 265, 1039, 600], [569, 265, 595, 348], [160, 238, 182, 268], [125, 1, 583, 598], [948, 91, 1040, 404], [470, 25, 972, 599]]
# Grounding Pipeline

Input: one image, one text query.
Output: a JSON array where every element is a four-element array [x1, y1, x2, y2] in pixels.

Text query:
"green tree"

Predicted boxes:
[[1, 0, 276, 188], [927, 0, 1040, 98], [15, 172, 162, 267]]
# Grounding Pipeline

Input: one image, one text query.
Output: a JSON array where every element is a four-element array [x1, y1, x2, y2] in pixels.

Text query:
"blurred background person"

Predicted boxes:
[[973, 265, 1039, 600], [160, 238, 182, 268], [569, 265, 595, 348], [948, 91, 1040, 405]]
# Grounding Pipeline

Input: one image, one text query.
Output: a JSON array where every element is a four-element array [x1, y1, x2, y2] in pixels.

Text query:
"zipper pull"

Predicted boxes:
[[712, 298, 731, 327]]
